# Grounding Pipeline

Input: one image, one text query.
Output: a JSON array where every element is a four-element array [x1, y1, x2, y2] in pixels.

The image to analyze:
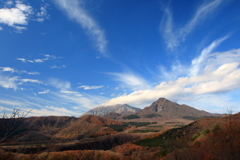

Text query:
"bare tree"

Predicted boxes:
[[0, 108, 30, 142]]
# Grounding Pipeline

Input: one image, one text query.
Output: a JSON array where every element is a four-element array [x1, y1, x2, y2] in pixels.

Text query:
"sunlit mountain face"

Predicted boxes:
[[1, 0, 240, 117]]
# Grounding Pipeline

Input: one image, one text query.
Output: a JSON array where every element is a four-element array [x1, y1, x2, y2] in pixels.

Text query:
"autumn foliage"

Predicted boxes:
[[166, 114, 240, 160]]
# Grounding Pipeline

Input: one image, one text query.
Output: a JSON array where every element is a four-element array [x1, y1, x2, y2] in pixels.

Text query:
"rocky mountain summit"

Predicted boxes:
[[83, 104, 141, 116]]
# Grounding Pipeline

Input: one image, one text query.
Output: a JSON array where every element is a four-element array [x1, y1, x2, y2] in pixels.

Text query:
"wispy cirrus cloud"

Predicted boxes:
[[0, 67, 40, 75], [17, 55, 57, 63], [21, 106, 80, 117], [48, 79, 82, 96], [53, 0, 107, 56], [16, 58, 26, 62], [53, 92, 108, 110], [21, 79, 42, 84], [190, 36, 228, 76], [107, 71, 151, 91], [38, 89, 50, 94], [180, 0, 223, 40], [0, 99, 26, 107], [51, 65, 66, 69], [161, 0, 223, 50], [27, 71, 40, 75], [60, 90, 82, 96], [0, 67, 15, 72], [157, 60, 187, 81], [78, 85, 103, 90], [48, 78, 71, 91], [0, 75, 18, 90]]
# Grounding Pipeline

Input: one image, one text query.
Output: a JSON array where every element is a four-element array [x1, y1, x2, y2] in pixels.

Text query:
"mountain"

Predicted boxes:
[[83, 104, 141, 117], [136, 98, 222, 119]]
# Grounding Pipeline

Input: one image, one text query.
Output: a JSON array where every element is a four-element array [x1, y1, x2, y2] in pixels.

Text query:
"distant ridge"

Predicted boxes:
[[83, 104, 141, 117]]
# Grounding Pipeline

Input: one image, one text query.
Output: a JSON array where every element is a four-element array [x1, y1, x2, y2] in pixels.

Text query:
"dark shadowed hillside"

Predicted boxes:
[[0, 116, 77, 142], [103, 112, 122, 119], [0, 115, 123, 142]]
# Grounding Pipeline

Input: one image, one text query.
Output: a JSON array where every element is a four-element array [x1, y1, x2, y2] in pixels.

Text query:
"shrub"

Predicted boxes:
[[144, 114, 162, 118], [105, 124, 128, 131], [183, 116, 200, 120], [126, 122, 150, 127], [131, 130, 159, 133], [200, 129, 210, 136], [212, 125, 221, 133], [191, 134, 200, 141]]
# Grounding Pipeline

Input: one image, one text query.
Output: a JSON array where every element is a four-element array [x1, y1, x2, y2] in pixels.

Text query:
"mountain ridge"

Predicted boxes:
[[83, 104, 141, 117]]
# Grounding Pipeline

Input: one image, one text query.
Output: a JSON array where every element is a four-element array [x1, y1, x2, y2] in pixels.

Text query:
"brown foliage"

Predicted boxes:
[[166, 115, 240, 160]]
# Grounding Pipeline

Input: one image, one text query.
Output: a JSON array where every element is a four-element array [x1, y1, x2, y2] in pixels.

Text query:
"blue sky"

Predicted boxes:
[[1, 0, 240, 117]]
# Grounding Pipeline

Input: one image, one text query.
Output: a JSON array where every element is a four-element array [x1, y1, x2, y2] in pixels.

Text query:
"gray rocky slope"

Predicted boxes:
[[82, 104, 141, 116]]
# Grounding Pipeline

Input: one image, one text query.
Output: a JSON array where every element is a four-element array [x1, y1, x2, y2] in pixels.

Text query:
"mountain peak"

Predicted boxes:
[[138, 97, 221, 119], [156, 97, 171, 103]]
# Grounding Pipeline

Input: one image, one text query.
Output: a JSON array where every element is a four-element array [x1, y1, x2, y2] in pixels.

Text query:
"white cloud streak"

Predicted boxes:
[[34, 59, 44, 63], [21, 79, 42, 84], [158, 61, 187, 81], [0, 106, 81, 117], [38, 89, 50, 94], [60, 90, 82, 96], [0, 99, 25, 106], [78, 85, 103, 90], [53, 0, 107, 55], [49, 78, 71, 91], [107, 72, 151, 91], [161, 0, 223, 50], [17, 55, 57, 63], [27, 71, 40, 75], [190, 36, 228, 76], [0, 75, 18, 90], [28, 107, 79, 117], [180, 0, 222, 40], [17, 58, 26, 62], [1, 67, 14, 72], [51, 65, 66, 69], [53, 92, 108, 110], [0, 67, 39, 75]]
